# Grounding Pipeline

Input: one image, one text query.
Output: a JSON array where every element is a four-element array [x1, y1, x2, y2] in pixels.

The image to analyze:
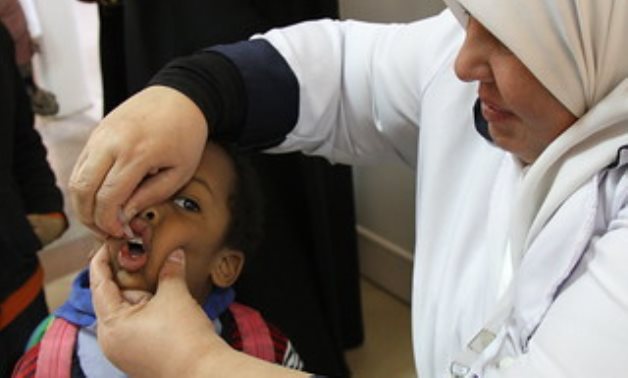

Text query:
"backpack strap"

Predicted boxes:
[[35, 317, 78, 378], [11, 343, 41, 378], [0, 264, 44, 331], [228, 303, 275, 362], [25, 314, 55, 350]]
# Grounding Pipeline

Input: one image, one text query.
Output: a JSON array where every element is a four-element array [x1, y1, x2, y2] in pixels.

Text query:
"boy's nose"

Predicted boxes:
[[140, 207, 159, 224]]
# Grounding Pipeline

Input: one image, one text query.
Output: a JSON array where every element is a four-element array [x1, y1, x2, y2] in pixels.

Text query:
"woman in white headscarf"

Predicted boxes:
[[70, 0, 628, 377]]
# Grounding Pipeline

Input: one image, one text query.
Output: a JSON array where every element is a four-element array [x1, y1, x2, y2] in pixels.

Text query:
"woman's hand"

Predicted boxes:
[[70, 86, 208, 238], [90, 245, 310, 378], [90, 244, 225, 378]]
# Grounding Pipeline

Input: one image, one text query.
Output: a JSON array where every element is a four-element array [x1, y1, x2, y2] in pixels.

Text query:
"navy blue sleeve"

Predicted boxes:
[[150, 39, 299, 150]]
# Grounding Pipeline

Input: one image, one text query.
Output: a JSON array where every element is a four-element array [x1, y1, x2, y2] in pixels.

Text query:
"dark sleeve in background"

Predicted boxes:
[[11, 50, 64, 215], [98, 1, 363, 376]]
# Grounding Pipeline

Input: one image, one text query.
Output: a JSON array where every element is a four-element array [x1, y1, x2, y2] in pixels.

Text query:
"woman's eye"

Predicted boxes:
[[173, 197, 201, 212]]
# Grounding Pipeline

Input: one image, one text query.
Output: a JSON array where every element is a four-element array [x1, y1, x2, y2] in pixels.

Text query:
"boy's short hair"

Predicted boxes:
[[218, 142, 264, 258]]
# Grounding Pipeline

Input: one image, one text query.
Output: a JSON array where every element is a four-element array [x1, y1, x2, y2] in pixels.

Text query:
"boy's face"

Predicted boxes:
[[106, 143, 243, 304]]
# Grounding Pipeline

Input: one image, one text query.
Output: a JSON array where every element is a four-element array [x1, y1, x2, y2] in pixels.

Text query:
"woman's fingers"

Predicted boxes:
[[121, 290, 153, 305], [89, 244, 128, 318], [154, 249, 189, 300], [92, 157, 151, 237], [70, 86, 208, 239], [69, 144, 114, 234], [123, 167, 192, 222]]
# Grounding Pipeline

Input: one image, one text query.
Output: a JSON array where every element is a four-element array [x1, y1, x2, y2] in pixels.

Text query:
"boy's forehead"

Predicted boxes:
[[195, 143, 237, 189]]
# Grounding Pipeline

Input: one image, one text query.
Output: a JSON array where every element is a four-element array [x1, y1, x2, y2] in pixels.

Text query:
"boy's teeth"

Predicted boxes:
[[129, 236, 143, 245]]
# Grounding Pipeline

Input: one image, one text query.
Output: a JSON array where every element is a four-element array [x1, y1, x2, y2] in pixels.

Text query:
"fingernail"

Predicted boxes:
[[168, 249, 185, 264], [118, 208, 134, 238], [124, 207, 138, 221], [123, 223, 134, 238]]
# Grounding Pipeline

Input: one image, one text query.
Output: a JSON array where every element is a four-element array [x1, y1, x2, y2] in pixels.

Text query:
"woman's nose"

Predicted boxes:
[[454, 18, 493, 83]]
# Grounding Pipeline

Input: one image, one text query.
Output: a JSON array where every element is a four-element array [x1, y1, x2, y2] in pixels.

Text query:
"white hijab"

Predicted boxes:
[[444, 0, 628, 263]]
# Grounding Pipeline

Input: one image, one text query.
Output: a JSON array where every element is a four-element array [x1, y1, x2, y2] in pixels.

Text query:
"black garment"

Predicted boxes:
[[0, 24, 63, 377], [99, 0, 339, 107], [100, 0, 363, 376], [98, 1, 362, 376], [153, 37, 366, 375], [0, 292, 48, 378], [151, 44, 298, 150]]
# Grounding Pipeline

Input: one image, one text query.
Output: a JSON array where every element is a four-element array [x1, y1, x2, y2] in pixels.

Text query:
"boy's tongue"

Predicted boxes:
[[117, 243, 148, 272]]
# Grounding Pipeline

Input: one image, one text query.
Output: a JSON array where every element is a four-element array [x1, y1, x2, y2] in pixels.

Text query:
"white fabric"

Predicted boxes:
[[446, 0, 628, 265], [447, 0, 628, 117], [485, 152, 628, 377], [256, 6, 628, 378], [77, 319, 224, 377], [77, 325, 127, 378], [17, 0, 40, 39], [263, 14, 508, 376], [31, 0, 91, 117]]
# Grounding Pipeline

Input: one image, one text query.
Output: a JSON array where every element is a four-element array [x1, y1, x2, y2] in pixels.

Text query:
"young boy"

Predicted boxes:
[[12, 141, 304, 377]]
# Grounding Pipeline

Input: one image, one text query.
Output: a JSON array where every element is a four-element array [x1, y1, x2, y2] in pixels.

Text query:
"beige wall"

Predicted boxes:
[[340, 0, 445, 301], [340, 0, 444, 23]]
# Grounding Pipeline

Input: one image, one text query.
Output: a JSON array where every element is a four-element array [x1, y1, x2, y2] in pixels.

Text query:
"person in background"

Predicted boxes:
[[77, 0, 362, 375], [0, 0, 59, 116], [0, 23, 67, 377]]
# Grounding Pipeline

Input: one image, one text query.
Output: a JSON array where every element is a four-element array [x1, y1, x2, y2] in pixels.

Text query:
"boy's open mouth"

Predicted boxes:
[[118, 237, 148, 273], [117, 220, 152, 273], [127, 236, 145, 255]]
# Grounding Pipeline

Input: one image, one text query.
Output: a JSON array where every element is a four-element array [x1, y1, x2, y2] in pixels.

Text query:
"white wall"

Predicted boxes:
[[340, 0, 445, 302]]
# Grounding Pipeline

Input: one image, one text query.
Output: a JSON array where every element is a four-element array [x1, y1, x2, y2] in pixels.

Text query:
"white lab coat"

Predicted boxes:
[[261, 10, 628, 378]]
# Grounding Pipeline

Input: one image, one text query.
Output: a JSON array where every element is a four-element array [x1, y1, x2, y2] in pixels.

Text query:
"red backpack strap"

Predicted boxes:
[[34, 317, 78, 378], [11, 343, 41, 378], [228, 303, 275, 362]]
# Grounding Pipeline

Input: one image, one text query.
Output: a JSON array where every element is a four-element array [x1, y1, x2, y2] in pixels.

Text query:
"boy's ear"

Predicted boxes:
[[209, 249, 245, 288]]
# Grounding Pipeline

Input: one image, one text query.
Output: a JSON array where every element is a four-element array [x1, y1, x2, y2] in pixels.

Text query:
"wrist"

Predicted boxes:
[[177, 333, 233, 378], [188, 342, 311, 378]]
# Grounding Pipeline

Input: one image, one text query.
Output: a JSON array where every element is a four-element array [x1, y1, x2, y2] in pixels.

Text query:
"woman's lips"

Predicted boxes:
[[481, 100, 514, 123]]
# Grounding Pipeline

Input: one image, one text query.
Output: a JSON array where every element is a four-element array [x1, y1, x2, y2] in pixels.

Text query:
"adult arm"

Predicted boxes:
[[70, 11, 460, 237], [89, 245, 311, 378], [155, 13, 462, 165]]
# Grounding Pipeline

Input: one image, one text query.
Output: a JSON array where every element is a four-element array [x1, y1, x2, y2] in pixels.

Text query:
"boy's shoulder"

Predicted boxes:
[[221, 302, 303, 370], [13, 303, 304, 376]]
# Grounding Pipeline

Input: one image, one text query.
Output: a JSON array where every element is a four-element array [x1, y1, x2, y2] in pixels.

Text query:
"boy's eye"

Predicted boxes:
[[173, 197, 201, 213]]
